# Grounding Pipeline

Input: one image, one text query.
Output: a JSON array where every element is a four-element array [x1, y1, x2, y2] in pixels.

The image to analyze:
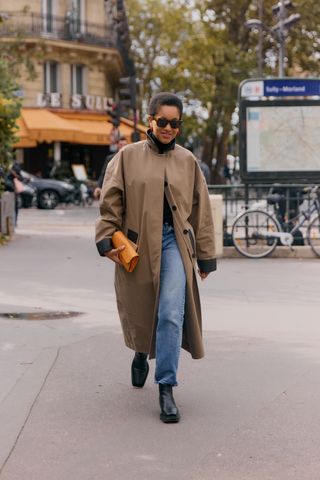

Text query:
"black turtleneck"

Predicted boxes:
[[148, 130, 175, 226], [148, 130, 176, 154]]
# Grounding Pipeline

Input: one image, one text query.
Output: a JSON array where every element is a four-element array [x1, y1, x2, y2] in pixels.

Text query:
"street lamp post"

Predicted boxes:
[[245, 18, 265, 77], [277, 0, 286, 77], [246, 0, 300, 77], [257, 0, 263, 77]]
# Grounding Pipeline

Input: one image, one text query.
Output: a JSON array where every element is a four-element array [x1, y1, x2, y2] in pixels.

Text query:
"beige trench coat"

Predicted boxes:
[[96, 136, 216, 359]]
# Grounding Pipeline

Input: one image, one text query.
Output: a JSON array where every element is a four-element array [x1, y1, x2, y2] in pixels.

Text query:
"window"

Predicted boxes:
[[42, 0, 54, 33], [44, 61, 59, 93], [71, 64, 86, 95], [71, 0, 86, 34]]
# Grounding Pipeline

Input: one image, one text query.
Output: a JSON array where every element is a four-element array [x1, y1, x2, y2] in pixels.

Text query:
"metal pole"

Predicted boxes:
[[133, 107, 137, 135], [258, 0, 263, 77], [278, 0, 285, 77]]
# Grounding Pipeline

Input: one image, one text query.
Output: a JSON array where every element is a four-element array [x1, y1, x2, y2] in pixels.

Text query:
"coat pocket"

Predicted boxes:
[[127, 228, 138, 244]]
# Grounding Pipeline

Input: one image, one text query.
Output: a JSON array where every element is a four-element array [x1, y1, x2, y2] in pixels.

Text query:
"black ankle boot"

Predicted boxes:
[[131, 352, 149, 388], [159, 384, 180, 423]]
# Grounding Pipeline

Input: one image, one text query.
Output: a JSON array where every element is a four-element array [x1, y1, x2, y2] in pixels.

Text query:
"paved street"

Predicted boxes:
[[1, 205, 320, 479]]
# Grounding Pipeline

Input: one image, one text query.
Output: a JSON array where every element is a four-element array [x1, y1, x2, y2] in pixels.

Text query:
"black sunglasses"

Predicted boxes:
[[153, 116, 183, 129]]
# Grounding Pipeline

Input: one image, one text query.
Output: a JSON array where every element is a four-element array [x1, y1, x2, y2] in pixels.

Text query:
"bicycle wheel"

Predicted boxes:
[[307, 215, 320, 258], [232, 209, 280, 258]]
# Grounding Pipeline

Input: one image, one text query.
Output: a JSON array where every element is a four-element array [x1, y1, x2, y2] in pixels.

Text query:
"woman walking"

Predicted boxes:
[[96, 92, 216, 423]]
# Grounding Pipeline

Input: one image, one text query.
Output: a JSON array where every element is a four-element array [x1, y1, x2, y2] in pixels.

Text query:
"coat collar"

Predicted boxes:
[[146, 129, 176, 154]]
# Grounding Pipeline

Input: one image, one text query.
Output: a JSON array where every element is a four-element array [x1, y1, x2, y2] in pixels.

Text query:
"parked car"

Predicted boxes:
[[21, 171, 75, 209]]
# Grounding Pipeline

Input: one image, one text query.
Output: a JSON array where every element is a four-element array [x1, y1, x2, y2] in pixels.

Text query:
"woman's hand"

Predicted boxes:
[[104, 245, 125, 265], [93, 187, 102, 199], [198, 270, 209, 281]]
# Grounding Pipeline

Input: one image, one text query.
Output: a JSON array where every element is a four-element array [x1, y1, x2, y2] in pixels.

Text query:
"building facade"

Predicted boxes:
[[0, 0, 143, 179]]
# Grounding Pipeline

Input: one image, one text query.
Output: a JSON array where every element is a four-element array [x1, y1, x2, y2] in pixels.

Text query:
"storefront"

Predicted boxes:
[[14, 108, 146, 179]]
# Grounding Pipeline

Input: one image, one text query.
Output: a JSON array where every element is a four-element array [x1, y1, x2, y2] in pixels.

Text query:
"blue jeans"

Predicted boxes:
[[155, 224, 186, 386]]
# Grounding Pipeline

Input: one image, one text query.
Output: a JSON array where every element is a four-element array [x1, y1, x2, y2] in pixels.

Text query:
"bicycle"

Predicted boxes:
[[71, 179, 94, 207], [231, 186, 320, 259]]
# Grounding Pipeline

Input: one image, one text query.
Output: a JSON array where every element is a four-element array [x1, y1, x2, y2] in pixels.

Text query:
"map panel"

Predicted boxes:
[[247, 106, 320, 172]]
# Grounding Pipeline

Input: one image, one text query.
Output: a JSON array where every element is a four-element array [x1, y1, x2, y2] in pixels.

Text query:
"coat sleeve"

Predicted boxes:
[[189, 161, 217, 273], [95, 151, 125, 256]]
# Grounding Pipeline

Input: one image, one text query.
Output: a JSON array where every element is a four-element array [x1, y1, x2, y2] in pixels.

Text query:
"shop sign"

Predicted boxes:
[[36, 93, 114, 112], [37, 92, 62, 108]]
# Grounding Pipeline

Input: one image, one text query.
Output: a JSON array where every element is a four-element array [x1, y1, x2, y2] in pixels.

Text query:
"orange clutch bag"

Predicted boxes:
[[112, 231, 139, 273]]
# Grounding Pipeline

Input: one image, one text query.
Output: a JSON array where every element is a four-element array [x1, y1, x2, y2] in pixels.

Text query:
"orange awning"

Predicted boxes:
[[120, 117, 148, 135], [57, 111, 113, 145], [21, 108, 81, 143], [57, 110, 143, 144], [72, 120, 112, 144], [13, 108, 147, 147], [14, 117, 37, 148]]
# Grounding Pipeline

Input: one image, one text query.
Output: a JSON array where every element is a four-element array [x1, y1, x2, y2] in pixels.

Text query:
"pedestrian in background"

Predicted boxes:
[[6, 160, 24, 225], [93, 136, 128, 199], [198, 158, 211, 184], [95, 92, 216, 423]]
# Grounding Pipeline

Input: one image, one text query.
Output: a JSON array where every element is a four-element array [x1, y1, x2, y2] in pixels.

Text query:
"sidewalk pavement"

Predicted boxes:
[[1, 207, 320, 479]]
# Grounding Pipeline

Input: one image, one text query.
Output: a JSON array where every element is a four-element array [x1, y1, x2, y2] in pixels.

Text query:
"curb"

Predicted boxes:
[[223, 246, 319, 259]]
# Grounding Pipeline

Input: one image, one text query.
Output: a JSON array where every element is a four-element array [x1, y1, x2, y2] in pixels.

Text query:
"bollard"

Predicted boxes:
[[0, 192, 15, 236], [209, 194, 223, 258]]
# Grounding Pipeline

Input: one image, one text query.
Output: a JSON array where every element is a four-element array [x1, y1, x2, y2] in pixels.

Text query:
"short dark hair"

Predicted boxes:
[[148, 92, 183, 118]]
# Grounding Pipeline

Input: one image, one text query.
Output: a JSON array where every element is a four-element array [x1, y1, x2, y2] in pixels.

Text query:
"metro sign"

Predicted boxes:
[[241, 81, 264, 98], [240, 78, 320, 98]]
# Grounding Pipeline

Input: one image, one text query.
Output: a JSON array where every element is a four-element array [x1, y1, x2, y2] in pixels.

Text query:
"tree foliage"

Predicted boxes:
[[0, 59, 22, 193], [0, 12, 45, 193], [126, 0, 318, 182]]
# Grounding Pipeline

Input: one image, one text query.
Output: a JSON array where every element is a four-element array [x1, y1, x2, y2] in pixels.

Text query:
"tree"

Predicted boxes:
[[125, 0, 189, 115], [0, 10, 46, 193], [126, 0, 220, 148], [126, 0, 319, 183], [193, 0, 255, 182], [0, 59, 22, 193]]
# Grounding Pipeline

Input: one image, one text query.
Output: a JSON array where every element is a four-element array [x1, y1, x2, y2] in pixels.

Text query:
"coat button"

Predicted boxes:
[[192, 253, 196, 258], [183, 229, 188, 234], [172, 205, 177, 211], [164, 181, 168, 187]]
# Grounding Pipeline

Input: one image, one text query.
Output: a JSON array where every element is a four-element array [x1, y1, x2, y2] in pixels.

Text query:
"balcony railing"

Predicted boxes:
[[0, 12, 118, 49]]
